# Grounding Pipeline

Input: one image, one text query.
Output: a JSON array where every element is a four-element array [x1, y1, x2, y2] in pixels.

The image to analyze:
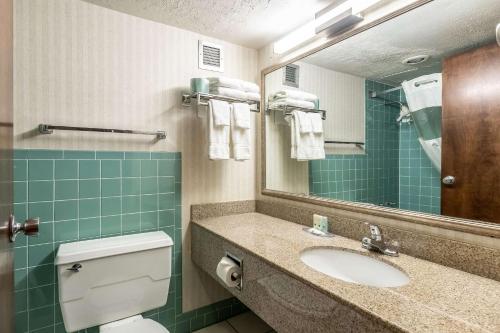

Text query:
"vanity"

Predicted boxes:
[[191, 209, 500, 333]]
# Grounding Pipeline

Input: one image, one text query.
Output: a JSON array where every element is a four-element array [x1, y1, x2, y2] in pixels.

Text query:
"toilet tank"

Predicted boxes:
[[55, 231, 173, 332]]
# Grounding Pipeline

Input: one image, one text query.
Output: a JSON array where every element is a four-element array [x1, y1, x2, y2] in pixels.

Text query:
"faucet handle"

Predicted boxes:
[[364, 223, 382, 241]]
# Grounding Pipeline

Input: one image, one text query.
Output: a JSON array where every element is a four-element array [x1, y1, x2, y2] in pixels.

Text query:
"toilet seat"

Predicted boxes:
[[100, 315, 169, 333]]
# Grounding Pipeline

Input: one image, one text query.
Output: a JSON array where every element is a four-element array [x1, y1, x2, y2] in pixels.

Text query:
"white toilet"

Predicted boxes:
[[55, 231, 173, 333]]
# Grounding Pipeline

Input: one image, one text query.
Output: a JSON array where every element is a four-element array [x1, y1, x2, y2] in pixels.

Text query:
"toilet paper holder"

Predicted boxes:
[[226, 252, 243, 291]]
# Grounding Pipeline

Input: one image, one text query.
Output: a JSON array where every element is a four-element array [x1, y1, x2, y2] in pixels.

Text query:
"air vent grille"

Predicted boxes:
[[199, 41, 224, 72], [283, 64, 299, 87]]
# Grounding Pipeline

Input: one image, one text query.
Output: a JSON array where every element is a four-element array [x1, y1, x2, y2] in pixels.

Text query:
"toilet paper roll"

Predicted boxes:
[[216, 257, 241, 288]]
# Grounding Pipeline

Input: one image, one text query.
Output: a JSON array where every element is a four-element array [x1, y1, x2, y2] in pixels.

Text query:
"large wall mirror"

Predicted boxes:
[[262, 0, 500, 229]]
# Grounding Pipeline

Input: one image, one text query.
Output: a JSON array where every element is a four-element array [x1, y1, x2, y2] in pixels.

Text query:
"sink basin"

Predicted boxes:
[[300, 248, 409, 287]]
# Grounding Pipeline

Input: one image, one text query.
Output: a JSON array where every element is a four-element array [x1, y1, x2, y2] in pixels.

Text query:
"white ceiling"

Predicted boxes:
[[82, 0, 332, 49], [300, 0, 500, 85]]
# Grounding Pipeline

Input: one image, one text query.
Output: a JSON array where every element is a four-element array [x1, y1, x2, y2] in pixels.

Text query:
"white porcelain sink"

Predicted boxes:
[[300, 248, 409, 287]]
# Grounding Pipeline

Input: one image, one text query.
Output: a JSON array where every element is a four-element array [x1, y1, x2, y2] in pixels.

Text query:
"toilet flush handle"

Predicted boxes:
[[67, 263, 82, 272]]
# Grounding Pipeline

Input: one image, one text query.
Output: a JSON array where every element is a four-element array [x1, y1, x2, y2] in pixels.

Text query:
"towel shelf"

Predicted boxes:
[[266, 105, 327, 120], [182, 92, 260, 112], [38, 124, 166, 140]]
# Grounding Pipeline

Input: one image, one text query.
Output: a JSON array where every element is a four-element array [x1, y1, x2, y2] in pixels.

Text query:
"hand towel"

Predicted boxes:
[[310, 113, 323, 134], [269, 98, 315, 110], [271, 89, 318, 103], [295, 110, 312, 134], [245, 92, 261, 102], [401, 73, 442, 112], [232, 102, 251, 129], [231, 103, 251, 161], [292, 111, 325, 161], [209, 86, 247, 100], [207, 77, 242, 90], [210, 99, 230, 127], [208, 99, 230, 160]]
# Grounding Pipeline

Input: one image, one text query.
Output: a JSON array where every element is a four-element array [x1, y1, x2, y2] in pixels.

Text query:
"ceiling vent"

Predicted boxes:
[[199, 41, 224, 72], [283, 64, 300, 88]]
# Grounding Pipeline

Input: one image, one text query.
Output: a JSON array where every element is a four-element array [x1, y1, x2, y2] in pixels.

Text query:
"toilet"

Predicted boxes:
[[55, 231, 173, 333]]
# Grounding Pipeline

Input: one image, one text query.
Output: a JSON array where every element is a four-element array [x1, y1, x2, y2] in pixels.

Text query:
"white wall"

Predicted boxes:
[[14, 0, 258, 311]]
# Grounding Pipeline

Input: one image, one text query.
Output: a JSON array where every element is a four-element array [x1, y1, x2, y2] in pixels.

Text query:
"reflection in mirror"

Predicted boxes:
[[264, 0, 500, 224]]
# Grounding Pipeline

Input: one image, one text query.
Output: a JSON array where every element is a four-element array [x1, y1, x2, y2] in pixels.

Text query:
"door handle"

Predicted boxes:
[[8, 215, 39, 242], [442, 175, 456, 185]]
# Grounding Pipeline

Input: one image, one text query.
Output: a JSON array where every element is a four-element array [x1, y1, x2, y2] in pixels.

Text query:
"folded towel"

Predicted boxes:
[[271, 89, 318, 103], [292, 111, 325, 161], [231, 103, 251, 161], [295, 110, 312, 134], [207, 77, 242, 90], [209, 86, 248, 100], [208, 100, 230, 160], [245, 92, 261, 102], [269, 98, 315, 110], [310, 113, 323, 134], [240, 81, 260, 93], [401, 73, 442, 112], [232, 102, 250, 129], [210, 99, 230, 126]]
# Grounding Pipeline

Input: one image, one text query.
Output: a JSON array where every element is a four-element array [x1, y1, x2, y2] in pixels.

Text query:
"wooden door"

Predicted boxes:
[[442, 43, 500, 223], [0, 0, 14, 332]]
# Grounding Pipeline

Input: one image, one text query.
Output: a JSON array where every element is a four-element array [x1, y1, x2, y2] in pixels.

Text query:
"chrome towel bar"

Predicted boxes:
[[266, 105, 327, 120], [182, 92, 260, 112], [38, 124, 166, 140]]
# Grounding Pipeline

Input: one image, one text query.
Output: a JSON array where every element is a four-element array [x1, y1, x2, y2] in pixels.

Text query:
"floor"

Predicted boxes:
[[194, 312, 275, 333]]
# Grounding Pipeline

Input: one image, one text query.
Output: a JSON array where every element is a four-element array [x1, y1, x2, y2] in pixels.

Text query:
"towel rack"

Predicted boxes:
[[182, 92, 260, 112], [38, 124, 166, 140], [324, 140, 364, 148], [266, 105, 327, 120]]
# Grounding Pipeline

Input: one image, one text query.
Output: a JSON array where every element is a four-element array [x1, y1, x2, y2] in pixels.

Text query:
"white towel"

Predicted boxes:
[[269, 98, 315, 110], [245, 92, 261, 102], [295, 110, 312, 134], [232, 102, 250, 129], [210, 99, 230, 127], [292, 111, 325, 161], [231, 103, 251, 161], [209, 87, 248, 100], [208, 100, 230, 160], [271, 89, 318, 103], [240, 81, 260, 93], [207, 77, 242, 90], [310, 113, 323, 134], [402, 73, 442, 112]]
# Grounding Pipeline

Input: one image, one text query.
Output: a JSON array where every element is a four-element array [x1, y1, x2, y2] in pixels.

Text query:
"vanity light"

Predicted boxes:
[[273, 0, 383, 54]]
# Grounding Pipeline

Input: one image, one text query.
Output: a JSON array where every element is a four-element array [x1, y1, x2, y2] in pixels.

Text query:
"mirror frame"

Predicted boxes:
[[260, 0, 500, 239]]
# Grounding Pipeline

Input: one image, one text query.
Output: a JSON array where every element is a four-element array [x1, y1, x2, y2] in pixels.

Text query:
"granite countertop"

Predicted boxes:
[[193, 212, 500, 333]]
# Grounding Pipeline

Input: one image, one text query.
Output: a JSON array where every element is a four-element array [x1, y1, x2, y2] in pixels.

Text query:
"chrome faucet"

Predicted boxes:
[[361, 224, 399, 256]]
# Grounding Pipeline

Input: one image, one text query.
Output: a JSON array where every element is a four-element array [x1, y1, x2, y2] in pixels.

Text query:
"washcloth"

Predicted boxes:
[[231, 103, 251, 160], [271, 89, 318, 103], [208, 99, 230, 160], [295, 110, 312, 134]]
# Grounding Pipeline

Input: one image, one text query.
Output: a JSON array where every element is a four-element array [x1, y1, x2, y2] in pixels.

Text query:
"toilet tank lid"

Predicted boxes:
[[55, 231, 173, 265]]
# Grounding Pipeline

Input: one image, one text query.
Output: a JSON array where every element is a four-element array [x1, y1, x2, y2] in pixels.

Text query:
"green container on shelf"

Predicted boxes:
[[190, 78, 209, 94]]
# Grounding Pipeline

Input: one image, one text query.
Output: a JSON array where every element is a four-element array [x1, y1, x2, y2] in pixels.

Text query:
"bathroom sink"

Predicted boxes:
[[300, 248, 409, 287]]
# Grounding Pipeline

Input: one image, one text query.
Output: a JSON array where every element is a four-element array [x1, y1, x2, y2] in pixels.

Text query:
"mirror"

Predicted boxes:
[[263, 0, 500, 225]]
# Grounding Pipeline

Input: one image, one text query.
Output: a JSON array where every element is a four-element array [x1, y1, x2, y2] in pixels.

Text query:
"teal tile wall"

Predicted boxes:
[[398, 122, 441, 214], [13, 149, 245, 333], [309, 80, 400, 207]]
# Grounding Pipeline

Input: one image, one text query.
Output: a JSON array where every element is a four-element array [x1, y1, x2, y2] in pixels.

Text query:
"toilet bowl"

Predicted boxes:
[[55, 232, 173, 333]]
